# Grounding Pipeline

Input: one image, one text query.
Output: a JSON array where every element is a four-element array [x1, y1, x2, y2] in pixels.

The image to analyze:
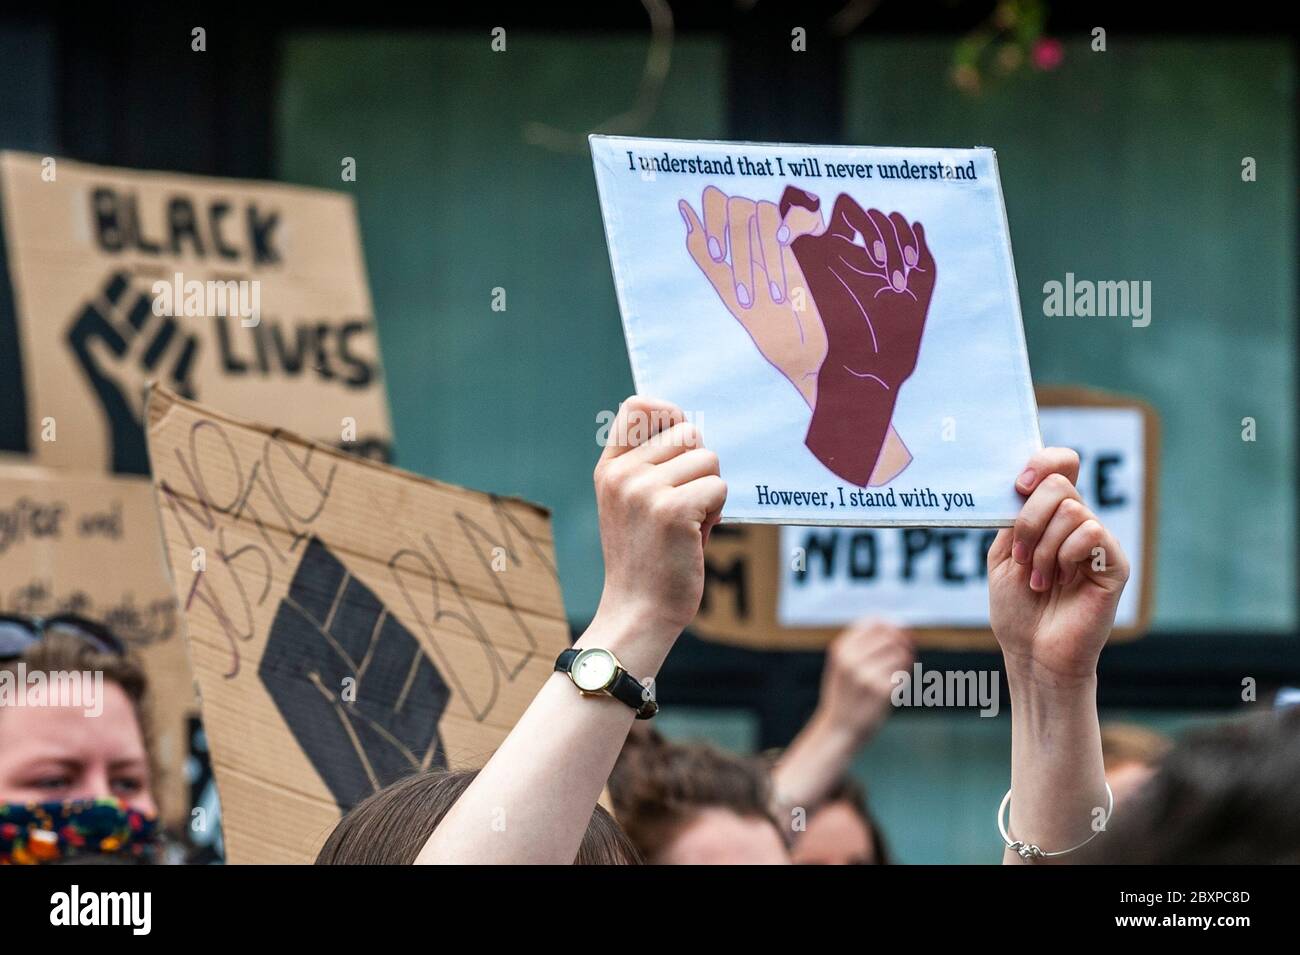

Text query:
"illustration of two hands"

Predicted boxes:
[[680, 186, 936, 487]]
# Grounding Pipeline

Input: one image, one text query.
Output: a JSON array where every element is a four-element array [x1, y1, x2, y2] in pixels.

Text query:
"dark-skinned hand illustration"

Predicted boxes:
[[792, 193, 936, 487], [67, 270, 199, 475], [682, 186, 935, 487], [259, 537, 451, 811]]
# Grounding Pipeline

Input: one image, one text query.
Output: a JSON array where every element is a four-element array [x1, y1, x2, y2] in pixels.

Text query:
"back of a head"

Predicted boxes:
[[610, 732, 786, 864], [316, 769, 641, 864], [1087, 707, 1300, 864]]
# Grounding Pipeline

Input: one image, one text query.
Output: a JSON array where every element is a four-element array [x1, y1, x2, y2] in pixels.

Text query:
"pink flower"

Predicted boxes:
[[1032, 37, 1064, 71]]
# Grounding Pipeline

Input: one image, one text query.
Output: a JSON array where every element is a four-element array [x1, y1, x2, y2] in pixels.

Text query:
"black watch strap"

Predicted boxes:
[[610, 670, 659, 720], [554, 648, 658, 720]]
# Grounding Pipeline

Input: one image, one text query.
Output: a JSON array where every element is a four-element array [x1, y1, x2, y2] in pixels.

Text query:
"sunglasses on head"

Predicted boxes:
[[0, 614, 128, 661]]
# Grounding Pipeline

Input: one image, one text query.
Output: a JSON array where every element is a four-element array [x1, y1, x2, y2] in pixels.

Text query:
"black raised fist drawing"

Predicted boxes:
[[67, 270, 200, 474], [259, 537, 451, 811]]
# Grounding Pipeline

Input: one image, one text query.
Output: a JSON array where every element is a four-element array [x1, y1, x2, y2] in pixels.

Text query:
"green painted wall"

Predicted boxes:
[[846, 39, 1297, 631], [276, 33, 726, 620]]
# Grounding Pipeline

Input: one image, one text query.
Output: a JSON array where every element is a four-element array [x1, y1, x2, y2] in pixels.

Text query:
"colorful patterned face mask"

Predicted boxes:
[[0, 798, 158, 864]]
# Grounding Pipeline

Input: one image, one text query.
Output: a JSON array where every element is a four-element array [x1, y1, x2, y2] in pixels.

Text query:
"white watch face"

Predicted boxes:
[[571, 648, 617, 692]]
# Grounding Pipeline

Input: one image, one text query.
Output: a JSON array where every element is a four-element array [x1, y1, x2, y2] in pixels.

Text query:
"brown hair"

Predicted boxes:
[[1100, 722, 1172, 771], [0, 630, 148, 703], [316, 769, 642, 865], [609, 731, 779, 863], [0, 630, 152, 747], [816, 775, 893, 865], [1086, 707, 1300, 864]]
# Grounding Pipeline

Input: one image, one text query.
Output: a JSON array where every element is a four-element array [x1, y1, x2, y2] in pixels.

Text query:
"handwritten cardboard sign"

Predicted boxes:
[[0, 151, 391, 475], [591, 135, 1040, 526], [0, 460, 196, 828], [145, 387, 569, 863], [693, 388, 1158, 650]]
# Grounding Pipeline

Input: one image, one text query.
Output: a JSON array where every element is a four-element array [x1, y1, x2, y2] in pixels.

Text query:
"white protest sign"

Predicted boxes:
[[777, 395, 1155, 634], [591, 135, 1040, 527]]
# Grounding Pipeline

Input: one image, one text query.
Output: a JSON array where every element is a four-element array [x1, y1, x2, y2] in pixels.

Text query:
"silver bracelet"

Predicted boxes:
[[997, 782, 1114, 861]]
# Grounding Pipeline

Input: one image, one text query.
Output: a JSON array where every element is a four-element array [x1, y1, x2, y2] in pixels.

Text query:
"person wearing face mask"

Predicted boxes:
[[0, 616, 160, 864]]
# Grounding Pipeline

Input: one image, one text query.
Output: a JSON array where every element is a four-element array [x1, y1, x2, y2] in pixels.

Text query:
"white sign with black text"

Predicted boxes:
[[590, 135, 1041, 526], [777, 406, 1146, 629]]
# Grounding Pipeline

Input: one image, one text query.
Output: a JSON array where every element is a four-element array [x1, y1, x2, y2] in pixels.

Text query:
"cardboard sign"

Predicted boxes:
[[693, 389, 1158, 650], [0, 460, 196, 828], [146, 387, 570, 864], [0, 151, 392, 475], [591, 135, 1040, 527]]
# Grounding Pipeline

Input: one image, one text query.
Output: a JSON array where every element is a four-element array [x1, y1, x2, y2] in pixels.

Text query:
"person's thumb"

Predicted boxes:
[[778, 185, 824, 239]]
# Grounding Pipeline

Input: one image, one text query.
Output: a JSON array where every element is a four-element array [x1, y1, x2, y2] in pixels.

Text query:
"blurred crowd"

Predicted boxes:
[[2, 396, 1297, 866]]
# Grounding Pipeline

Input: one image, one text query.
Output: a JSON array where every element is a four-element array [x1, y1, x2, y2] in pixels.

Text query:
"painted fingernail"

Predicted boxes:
[[1030, 569, 1045, 591], [736, 283, 751, 307], [707, 236, 723, 261], [769, 281, 782, 303], [1012, 540, 1028, 564], [904, 245, 918, 266], [679, 202, 693, 231], [872, 240, 886, 263], [1017, 468, 1037, 490], [891, 270, 905, 290], [776, 224, 791, 244]]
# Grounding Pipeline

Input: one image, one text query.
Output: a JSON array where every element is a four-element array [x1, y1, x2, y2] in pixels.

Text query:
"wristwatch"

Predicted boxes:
[[554, 647, 658, 719]]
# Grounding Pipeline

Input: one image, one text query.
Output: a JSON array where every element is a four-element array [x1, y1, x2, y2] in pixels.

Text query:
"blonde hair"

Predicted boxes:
[[1101, 722, 1172, 771]]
